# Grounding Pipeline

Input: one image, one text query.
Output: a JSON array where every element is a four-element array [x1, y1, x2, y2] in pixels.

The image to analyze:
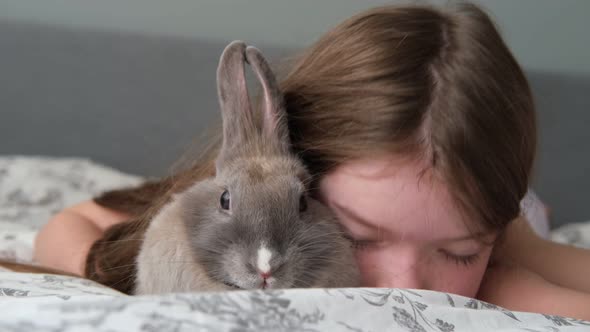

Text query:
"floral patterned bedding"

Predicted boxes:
[[0, 155, 589, 332]]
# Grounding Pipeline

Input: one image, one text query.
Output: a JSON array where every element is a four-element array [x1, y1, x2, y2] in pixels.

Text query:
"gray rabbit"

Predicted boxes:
[[135, 41, 360, 294]]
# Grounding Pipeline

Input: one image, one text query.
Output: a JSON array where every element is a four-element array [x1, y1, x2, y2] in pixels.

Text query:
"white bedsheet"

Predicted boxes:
[[0, 155, 589, 332]]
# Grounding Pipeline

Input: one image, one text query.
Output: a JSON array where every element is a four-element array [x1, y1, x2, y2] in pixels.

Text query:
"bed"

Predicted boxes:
[[0, 155, 589, 331]]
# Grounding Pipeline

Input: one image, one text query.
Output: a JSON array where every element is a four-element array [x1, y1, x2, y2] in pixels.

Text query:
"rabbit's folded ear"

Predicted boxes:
[[216, 40, 257, 161], [245, 46, 291, 155]]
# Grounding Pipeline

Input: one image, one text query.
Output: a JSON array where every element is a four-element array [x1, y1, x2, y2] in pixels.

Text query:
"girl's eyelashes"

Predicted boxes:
[[440, 250, 480, 267], [350, 240, 373, 250], [343, 234, 376, 250]]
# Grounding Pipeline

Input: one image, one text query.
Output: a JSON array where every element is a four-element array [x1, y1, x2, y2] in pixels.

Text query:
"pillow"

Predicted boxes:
[[521, 189, 551, 238], [0, 155, 143, 262]]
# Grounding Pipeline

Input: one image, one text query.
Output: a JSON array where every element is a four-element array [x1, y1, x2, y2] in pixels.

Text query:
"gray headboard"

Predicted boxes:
[[1, 20, 589, 227], [0, 20, 291, 176]]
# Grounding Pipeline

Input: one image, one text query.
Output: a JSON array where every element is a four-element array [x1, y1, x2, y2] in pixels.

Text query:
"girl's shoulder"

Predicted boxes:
[[477, 263, 590, 320], [64, 200, 130, 231]]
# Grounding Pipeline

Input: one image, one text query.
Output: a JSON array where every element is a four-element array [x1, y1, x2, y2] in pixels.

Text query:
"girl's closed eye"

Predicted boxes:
[[439, 249, 481, 267], [343, 234, 380, 250]]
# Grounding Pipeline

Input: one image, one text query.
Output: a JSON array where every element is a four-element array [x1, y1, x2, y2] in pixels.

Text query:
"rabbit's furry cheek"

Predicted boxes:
[[219, 245, 259, 288], [135, 193, 230, 294]]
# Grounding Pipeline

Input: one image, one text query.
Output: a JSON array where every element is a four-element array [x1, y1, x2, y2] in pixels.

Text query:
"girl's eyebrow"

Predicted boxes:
[[331, 201, 488, 242], [330, 201, 378, 229]]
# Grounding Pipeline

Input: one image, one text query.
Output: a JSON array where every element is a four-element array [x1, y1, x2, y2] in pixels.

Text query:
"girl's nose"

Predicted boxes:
[[373, 268, 425, 290], [363, 249, 427, 290]]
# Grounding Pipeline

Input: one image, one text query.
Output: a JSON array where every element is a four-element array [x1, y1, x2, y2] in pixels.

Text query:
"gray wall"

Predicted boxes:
[[0, 0, 588, 75]]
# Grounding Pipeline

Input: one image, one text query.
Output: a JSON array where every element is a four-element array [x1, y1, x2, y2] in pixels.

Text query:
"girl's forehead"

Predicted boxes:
[[335, 155, 424, 179], [319, 156, 480, 241]]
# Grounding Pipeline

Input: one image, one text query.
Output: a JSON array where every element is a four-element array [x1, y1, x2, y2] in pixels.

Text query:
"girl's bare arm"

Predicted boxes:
[[478, 216, 590, 320], [498, 216, 590, 294], [478, 262, 590, 321], [33, 200, 130, 276]]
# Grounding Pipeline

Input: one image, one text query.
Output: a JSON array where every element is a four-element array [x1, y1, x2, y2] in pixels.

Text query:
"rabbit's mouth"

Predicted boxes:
[[222, 281, 243, 290]]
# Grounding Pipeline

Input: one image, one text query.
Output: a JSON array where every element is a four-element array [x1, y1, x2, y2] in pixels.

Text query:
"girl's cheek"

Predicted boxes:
[[352, 246, 492, 298], [433, 252, 492, 297], [353, 250, 391, 286]]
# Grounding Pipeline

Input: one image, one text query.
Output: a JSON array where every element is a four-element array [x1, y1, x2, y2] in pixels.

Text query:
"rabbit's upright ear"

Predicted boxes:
[[216, 41, 257, 162], [245, 46, 291, 155]]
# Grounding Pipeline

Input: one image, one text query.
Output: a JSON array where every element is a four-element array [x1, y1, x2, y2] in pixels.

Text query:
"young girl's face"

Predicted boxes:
[[318, 156, 495, 298]]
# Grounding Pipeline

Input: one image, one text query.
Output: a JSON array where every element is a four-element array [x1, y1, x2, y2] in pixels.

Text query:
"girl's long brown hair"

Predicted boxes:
[[85, 137, 221, 293], [87, 2, 536, 294]]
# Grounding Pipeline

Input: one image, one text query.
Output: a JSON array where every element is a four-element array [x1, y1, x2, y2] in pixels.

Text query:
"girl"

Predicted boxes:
[[34, 2, 590, 320]]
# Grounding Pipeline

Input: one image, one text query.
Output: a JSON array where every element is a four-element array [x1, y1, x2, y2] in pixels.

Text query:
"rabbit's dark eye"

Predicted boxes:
[[299, 194, 307, 212], [220, 190, 230, 210]]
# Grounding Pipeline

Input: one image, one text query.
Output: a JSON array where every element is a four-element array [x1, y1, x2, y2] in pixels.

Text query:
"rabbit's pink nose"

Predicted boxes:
[[260, 271, 271, 279]]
